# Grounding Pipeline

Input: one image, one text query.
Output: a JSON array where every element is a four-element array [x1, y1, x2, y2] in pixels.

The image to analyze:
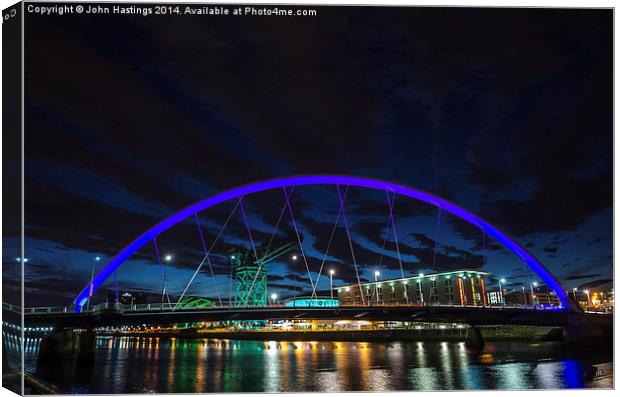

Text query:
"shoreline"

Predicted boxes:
[[97, 326, 565, 343]]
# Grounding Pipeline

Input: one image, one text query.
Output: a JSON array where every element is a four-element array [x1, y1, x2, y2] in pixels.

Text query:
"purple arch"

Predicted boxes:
[[74, 175, 571, 311]]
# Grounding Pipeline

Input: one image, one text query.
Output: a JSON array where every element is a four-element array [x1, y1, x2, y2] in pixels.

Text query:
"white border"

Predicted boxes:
[[0, 1, 616, 397]]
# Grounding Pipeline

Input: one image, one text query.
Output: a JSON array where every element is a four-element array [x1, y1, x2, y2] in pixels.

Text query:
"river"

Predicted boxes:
[[26, 336, 612, 393]]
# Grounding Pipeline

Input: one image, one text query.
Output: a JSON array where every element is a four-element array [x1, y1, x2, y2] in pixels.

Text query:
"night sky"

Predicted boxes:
[[5, 6, 612, 307]]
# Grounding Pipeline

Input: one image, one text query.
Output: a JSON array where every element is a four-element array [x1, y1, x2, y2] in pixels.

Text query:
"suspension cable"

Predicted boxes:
[[432, 207, 442, 269], [386, 191, 405, 279], [283, 186, 317, 297], [336, 185, 365, 305], [194, 213, 223, 306], [244, 197, 289, 306], [174, 199, 241, 309], [312, 186, 349, 299], [153, 238, 169, 308], [239, 197, 259, 262]]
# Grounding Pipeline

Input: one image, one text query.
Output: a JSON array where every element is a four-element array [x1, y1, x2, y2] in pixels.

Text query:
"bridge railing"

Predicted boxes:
[[2, 302, 20, 313], [25, 306, 70, 314], [14, 301, 568, 315]]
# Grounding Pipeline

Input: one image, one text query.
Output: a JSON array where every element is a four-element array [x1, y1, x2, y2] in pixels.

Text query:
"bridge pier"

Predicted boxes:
[[562, 311, 604, 347], [36, 328, 96, 382], [465, 324, 484, 349]]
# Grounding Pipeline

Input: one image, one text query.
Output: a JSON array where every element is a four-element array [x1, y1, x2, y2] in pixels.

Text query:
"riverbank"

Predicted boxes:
[[2, 372, 64, 394]]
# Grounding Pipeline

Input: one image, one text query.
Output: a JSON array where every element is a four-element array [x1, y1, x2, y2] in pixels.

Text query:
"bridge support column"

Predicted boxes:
[[36, 328, 96, 381], [563, 311, 603, 347], [465, 325, 484, 349]]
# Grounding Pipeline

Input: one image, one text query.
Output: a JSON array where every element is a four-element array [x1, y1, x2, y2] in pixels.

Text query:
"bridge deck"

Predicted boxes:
[[3, 304, 595, 328]]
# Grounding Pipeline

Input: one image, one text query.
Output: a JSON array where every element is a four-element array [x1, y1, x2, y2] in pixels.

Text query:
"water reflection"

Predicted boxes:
[[18, 337, 611, 393]]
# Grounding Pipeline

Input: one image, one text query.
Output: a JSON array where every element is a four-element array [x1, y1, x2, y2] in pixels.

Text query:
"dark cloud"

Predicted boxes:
[[564, 274, 602, 281]]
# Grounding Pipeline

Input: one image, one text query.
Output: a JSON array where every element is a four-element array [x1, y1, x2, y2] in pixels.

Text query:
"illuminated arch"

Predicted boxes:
[[74, 175, 571, 311]]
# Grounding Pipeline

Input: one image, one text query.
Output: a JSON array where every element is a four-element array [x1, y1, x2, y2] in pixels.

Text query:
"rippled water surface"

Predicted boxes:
[[28, 336, 612, 393]]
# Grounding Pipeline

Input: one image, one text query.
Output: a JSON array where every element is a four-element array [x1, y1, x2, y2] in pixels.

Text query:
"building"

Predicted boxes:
[[335, 269, 490, 306], [490, 288, 561, 307], [108, 292, 148, 305], [486, 290, 503, 305], [284, 296, 339, 308]]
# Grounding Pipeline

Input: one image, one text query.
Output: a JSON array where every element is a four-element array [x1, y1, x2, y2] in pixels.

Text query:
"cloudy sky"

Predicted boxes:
[[4, 6, 612, 307]]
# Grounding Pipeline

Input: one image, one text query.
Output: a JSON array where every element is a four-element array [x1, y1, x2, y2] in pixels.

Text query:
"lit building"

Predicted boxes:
[[492, 288, 561, 307], [335, 269, 490, 306], [486, 290, 503, 305]]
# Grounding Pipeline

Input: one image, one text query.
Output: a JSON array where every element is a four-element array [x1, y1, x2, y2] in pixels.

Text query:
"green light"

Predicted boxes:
[[284, 298, 339, 308]]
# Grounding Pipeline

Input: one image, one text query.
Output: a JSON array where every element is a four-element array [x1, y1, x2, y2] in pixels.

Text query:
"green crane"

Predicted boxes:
[[230, 235, 300, 306]]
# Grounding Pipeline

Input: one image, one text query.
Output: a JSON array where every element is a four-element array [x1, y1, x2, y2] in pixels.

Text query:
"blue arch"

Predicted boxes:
[[74, 175, 570, 311]]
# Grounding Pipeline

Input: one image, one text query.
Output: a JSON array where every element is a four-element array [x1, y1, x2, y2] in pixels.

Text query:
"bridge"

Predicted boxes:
[[71, 175, 575, 312], [4, 175, 611, 372], [6, 303, 588, 329]]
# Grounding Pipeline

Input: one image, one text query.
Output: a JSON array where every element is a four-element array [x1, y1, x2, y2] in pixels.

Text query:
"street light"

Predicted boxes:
[[374, 270, 382, 304], [15, 257, 29, 263], [162, 255, 172, 308], [329, 270, 335, 300], [417, 273, 425, 305], [271, 293, 278, 306], [292, 255, 298, 261], [572, 287, 578, 301], [87, 257, 99, 312], [499, 278, 506, 304]]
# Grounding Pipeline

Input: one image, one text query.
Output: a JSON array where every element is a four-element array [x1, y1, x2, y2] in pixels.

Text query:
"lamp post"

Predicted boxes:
[[498, 278, 506, 305], [418, 273, 425, 305], [521, 284, 527, 305], [271, 293, 278, 306], [87, 256, 100, 312], [374, 271, 380, 305], [572, 287, 578, 302], [162, 255, 172, 308], [531, 281, 538, 305], [329, 270, 335, 300]]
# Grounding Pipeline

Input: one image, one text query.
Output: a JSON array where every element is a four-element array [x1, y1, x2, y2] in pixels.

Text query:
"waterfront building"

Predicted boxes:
[[492, 288, 561, 307], [335, 269, 490, 306], [504, 291, 532, 305], [486, 290, 503, 305]]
